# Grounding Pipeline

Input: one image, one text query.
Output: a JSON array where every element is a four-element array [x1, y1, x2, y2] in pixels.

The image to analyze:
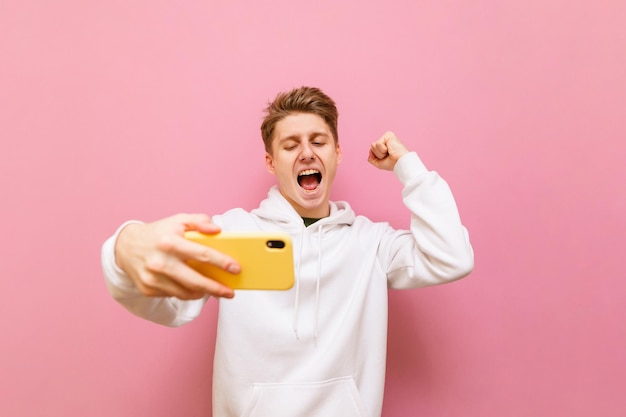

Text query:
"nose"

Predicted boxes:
[[300, 142, 315, 161]]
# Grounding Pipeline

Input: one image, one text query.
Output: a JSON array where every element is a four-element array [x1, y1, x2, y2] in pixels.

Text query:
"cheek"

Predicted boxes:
[[274, 158, 294, 177], [327, 151, 341, 168]]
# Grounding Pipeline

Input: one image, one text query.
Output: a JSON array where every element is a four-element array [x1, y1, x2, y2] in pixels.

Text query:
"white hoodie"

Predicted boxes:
[[102, 152, 474, 417]]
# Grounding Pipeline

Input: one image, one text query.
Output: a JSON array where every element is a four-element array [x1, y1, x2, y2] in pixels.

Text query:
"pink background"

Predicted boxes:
[[1, 1, 625, 416]]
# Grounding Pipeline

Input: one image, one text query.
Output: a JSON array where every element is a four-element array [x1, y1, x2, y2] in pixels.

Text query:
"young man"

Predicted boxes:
[[102, 86, 474, 417]]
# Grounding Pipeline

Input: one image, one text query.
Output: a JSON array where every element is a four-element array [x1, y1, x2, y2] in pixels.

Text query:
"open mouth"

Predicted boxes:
[[297, 169, 322, 191]]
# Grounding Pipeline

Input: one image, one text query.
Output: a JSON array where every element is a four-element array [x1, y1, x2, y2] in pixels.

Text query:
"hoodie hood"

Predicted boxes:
[[252, 186, 356, 230]]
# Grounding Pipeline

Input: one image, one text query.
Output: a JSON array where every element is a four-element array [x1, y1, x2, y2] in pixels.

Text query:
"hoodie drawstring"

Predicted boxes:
[[313, 224, 323, 344], [293, 232, 304, 340], [293, 223, 324, 345]]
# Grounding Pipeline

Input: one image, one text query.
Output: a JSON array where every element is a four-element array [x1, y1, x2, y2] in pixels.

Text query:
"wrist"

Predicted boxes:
[[393, 152, 427, 183], [113, 220, 143, 270]]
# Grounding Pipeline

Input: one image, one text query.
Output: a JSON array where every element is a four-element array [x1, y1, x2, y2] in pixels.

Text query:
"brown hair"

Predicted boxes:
[[260, 86, 339, 153]]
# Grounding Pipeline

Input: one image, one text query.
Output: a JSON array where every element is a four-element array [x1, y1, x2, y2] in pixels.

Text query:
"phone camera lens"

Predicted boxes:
[[267, 240, 285, 249]]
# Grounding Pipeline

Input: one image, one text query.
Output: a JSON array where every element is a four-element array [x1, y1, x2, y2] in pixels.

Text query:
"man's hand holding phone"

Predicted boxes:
[[114, 213, 239, 300]]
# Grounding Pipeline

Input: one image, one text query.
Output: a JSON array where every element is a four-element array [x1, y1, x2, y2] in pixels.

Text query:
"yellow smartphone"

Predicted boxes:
[[184, 231, 294, 290]]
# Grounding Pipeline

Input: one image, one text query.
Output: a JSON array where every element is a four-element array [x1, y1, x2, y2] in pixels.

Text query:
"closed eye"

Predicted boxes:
[[283, 140, 298, 150]]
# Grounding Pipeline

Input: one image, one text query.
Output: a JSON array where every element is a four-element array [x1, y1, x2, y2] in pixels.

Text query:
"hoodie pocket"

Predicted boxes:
[[240, 376, 370, 417]]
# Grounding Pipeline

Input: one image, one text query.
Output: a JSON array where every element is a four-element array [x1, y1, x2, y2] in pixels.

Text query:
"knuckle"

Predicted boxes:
[[186, 282, 205, 295], [156, 236, 176, 253], [184, 276, 203, 292], [135, 275, 160, 297], [197, 248, 215, 263], [145, 255, 167, 274], [139, 270, 159, 287]]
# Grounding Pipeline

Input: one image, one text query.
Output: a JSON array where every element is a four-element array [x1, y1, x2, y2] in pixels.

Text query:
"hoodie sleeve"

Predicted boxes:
[[101, 222, 207, 327], [382, 152, 474, 289]]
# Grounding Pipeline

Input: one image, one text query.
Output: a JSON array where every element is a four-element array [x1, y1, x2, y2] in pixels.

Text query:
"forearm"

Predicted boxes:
[[387, 152, 474, 287]]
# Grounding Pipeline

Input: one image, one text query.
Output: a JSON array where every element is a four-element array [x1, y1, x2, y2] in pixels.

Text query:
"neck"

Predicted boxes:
[[279, 192, 330, 218], [292, 202, 329, 218]]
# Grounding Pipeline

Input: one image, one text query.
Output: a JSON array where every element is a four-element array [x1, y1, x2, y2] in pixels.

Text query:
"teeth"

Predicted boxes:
[[299, 169, 320, 176]]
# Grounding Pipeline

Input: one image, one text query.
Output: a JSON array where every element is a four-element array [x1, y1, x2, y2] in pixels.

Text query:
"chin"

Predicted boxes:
[[300, 194, 329, 214]]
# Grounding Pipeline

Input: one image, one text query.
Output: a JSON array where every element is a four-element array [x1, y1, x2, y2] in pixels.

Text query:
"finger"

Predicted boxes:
[[367, 149, 383, 166], [196, 222, 222, 234], [157, 234, 241, 273], [169, 263, 235, 299], [143, 277, 215, 300], [172, 213, 221, 235], [370, 141, 388, 160], [135, 270, 207, 299], [144, 255, 235, 298]]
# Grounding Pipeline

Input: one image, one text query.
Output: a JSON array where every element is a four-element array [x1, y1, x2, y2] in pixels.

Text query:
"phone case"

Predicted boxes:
[[184, 231, 295, 290]]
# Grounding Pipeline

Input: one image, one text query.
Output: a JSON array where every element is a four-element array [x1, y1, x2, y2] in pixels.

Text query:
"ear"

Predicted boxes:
[[265, 152, 275, 174], [336, 144, 342, 165]]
